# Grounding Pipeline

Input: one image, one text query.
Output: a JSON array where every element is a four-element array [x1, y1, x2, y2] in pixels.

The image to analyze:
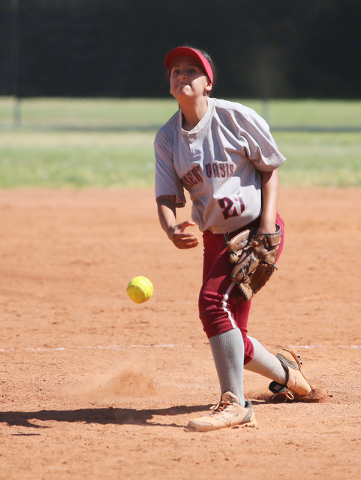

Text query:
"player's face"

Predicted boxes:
[[169, 57, 212, 101]]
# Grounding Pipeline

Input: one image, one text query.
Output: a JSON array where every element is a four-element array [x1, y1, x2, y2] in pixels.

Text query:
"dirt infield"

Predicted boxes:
[[1, 187, 360, 480]]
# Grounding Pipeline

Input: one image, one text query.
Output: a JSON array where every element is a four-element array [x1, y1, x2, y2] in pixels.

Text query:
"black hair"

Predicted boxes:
[[194, 47, 217, 87]]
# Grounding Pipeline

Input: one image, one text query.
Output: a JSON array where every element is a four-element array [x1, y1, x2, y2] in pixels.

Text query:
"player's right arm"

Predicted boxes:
[[156, 195, 200, 249]]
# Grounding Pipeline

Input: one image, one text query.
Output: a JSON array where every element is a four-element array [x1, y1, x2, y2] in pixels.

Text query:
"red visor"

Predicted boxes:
[[165, 47, 214, 84]]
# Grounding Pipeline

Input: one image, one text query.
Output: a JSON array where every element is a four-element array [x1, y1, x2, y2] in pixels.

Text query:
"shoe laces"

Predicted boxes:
[[209, 400, 233, 416], [272, 390, 295, 402]]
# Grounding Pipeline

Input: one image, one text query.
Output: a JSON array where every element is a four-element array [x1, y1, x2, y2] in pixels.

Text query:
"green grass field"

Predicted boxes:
[[0, 98, 360, 188]]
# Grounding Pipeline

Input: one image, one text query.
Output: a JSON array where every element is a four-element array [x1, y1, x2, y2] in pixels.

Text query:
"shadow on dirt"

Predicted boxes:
[[0, 404, 214, 429]]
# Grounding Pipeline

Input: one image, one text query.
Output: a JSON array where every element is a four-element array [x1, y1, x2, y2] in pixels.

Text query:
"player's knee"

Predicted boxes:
[[199, 288, 234, 339]]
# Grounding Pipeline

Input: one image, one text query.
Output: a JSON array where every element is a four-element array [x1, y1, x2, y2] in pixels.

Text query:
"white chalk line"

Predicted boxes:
[[0, 344, 361, 353], [297, 345, 361, 349], [0, 344, 193, 353]]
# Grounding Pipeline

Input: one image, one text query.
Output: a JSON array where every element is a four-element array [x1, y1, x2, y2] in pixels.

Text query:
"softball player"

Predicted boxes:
[[154, 47, 313, 432]]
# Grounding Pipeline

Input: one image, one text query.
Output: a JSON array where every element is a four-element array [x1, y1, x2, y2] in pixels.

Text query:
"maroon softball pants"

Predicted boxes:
[[198, 213, 285, 364]]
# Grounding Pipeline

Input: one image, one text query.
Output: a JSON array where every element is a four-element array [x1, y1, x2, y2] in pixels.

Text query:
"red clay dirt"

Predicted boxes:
[[0, 187, 360, 480]]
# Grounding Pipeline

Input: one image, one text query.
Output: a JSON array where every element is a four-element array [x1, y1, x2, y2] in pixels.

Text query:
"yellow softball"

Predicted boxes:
[[126, 276, 154, 304]]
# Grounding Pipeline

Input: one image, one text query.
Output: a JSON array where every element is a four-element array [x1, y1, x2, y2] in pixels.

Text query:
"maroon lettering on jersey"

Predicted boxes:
[[183, 162, 234, 188], [218, 192, 245, 220], [212, 163, 220, 178], [191, 165, 203, 183], [218, 197, 239, 219], [219, 163, 226, 177], [186, 172, 195, 184], [205, 161, 234, 180], [181, 176, 190, 189], [180, 165, 203, 190], [205, 164, 212, 178]]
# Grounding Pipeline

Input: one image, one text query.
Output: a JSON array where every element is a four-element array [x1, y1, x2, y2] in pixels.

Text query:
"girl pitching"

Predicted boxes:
[[154, 46, 312, 432]]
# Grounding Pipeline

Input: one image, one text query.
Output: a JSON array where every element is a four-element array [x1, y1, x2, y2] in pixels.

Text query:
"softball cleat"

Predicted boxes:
[[269, 345, 313, 400], [186, 391, 257, 432]]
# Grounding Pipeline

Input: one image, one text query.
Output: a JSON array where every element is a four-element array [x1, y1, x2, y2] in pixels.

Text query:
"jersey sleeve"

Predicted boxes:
[[154, 130, 186, 208], [239, 109, 286, 172]]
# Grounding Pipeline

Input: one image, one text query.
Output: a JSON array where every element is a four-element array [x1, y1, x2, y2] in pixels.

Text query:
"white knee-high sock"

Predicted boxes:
[[245, 336, 287, 384], [209, 329, 245, 406]]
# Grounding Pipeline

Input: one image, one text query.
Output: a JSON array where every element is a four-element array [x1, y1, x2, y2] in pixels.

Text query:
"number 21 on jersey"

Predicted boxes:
[[218, 193, 245, 220]]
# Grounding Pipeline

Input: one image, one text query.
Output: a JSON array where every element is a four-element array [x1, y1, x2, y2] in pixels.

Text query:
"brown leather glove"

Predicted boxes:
[[226, 225, 282, 301]]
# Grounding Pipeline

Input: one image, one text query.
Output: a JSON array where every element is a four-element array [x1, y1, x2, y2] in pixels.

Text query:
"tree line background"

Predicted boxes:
[[0, 0, 360, 99]]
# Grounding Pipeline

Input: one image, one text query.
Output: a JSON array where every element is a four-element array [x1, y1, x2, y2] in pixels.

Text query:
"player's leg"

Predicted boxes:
[[233, 300, 312, 398], [245, 336, 313, 398], [234, 212, 285, 366], [245, 336, 287, 382], [199, 230, 247, 405], [239, 215, 312, 398], [209, 325, 246, 406], [188, 231, 256, 432]]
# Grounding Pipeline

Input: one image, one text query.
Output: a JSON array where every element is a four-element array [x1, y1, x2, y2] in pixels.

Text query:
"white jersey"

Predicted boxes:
[[154, 97, 285, 234]]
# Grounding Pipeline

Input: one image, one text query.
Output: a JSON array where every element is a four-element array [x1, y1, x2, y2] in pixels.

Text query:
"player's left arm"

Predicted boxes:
[[257, 169, 279, 235]]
